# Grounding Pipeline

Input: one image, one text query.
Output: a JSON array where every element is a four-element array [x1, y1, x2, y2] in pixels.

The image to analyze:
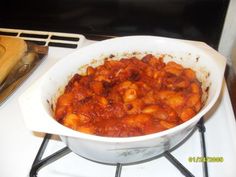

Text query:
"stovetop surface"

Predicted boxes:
[[0, 30, 236, 177]]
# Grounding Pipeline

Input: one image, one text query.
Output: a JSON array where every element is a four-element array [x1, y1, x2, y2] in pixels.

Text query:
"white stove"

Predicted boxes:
[[0, 29, 236, 177]]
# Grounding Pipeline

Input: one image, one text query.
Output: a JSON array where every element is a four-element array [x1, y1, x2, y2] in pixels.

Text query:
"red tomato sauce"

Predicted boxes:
[[54, 54, 203, 137]]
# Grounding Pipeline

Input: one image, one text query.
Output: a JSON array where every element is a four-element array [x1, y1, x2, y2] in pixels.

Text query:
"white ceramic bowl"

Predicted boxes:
[[19, 36, 226, 164]]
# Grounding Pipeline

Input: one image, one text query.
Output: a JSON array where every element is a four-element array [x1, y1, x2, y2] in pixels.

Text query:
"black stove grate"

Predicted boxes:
[[29, 117, 208, 177]]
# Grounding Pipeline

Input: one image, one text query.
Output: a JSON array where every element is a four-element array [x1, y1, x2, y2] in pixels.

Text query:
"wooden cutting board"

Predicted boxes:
[[0, 36, 27, 85]]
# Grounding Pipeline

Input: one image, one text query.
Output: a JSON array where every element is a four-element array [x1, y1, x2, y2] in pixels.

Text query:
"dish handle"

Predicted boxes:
[[18, 80, 59, 134]]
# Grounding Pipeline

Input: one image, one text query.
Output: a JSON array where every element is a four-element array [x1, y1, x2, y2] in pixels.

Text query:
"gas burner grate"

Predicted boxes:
[[29, 118, 208, 177], [0, 28, 85, 48]]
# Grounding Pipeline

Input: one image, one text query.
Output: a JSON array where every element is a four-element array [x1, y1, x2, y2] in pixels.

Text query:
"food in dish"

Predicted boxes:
[[54, 54, 203, 137], [19, 36, 226, 164]]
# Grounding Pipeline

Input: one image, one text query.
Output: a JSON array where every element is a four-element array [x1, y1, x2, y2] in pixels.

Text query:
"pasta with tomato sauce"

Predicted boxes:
[[54, 54, 203, 137]]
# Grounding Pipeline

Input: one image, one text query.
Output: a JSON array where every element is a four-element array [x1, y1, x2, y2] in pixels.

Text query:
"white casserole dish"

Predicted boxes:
[[19, 36, 226, 164]]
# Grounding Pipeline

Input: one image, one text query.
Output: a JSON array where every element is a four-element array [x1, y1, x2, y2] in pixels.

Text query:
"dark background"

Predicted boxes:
[[0, 0, 229, 49]]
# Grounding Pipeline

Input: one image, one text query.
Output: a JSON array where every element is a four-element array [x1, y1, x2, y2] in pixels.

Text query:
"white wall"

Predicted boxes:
[[218, 0, 236, 71]]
